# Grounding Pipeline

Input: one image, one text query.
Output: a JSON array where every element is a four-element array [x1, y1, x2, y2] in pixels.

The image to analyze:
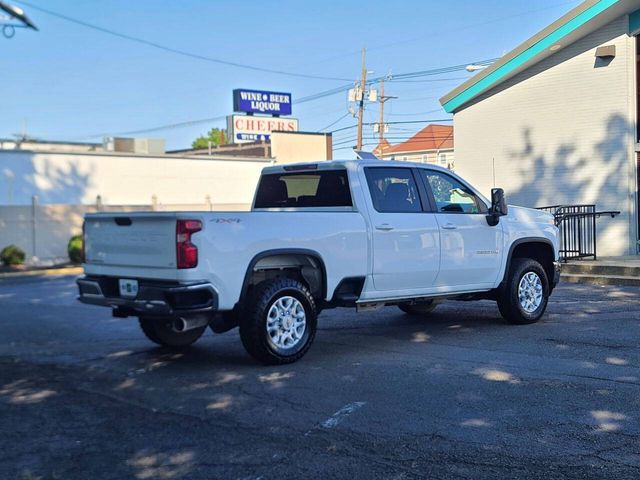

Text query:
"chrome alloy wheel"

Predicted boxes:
[[266, 296, 307, 350], [518, 272, 543, 313]]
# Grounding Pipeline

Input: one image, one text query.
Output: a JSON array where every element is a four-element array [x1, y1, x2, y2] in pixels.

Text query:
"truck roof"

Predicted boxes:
[[261, 159, 452, 174]]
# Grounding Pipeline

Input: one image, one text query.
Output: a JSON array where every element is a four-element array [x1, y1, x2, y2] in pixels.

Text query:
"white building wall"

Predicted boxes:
[[453, 16, 637, 256], [0, 151, 270, 207]]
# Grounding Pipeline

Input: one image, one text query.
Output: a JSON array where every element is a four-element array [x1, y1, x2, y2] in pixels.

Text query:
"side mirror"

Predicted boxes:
[[486, 188, 508, 226]]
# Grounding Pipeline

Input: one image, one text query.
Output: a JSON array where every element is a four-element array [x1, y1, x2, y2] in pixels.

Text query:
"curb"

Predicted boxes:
[[561, 273, 640, 287], [0, 266, 83, 279]]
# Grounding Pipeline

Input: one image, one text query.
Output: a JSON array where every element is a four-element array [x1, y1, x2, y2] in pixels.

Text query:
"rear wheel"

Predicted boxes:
[[138, 317, 207, 347], [239, 278, 317, 365], [497, 258, 549, 325], [398, 300, 437, 316]]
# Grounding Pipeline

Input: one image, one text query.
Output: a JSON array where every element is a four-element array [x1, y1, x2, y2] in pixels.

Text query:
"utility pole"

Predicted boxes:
[[379, 79, 385, 144], [378, 79, 397, 144], [356, 48, 367, 150]]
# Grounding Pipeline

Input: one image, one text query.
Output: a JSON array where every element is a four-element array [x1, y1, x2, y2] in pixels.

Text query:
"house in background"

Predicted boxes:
[[440, 0, 640, 257], [373, 124, 454, 168]]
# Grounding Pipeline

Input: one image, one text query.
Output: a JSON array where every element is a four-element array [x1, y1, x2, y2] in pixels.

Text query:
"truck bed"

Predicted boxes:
[[83, 210, 369, 309]]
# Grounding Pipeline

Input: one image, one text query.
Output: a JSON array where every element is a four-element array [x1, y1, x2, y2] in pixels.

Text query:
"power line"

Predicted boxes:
[[278, 1, 580, 73], [294, 58, 496, 106], [296, 83, 354, 104], [359, 0, 581, 54], [74, 55, 477, 139], [332, 131, 455, 147], [319, 113, 352, 132], [333, 134, 454, 148], [78, 115, 228, 139], [388, 77, 469, 84], [330, 119, 452, 132], [388, 109, 447, 117], [15, 0, 352, 82]]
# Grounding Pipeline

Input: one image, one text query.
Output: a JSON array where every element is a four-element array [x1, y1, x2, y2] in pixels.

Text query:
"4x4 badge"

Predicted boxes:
[[212, 218, 241, 224]]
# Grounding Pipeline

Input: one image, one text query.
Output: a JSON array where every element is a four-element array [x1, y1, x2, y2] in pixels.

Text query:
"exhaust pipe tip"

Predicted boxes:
[[171, 315, 210, 333], [173, 318, 187, 332]]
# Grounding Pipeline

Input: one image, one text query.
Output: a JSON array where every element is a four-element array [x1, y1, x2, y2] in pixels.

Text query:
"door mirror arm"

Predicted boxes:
[[486, 188, 508, 226]]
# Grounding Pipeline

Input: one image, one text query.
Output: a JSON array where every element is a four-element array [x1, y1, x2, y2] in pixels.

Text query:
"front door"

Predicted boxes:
[[363, 167, 440, 293], [418, 169, 504, 288]]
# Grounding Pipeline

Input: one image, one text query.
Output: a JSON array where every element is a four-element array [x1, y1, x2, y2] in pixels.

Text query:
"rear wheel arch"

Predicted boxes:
[[239, 249, 327, 304]]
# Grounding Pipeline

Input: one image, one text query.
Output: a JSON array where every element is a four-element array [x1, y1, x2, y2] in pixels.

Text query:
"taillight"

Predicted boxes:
[[81, 220, 86, 263], [176, 219, 202, 269]]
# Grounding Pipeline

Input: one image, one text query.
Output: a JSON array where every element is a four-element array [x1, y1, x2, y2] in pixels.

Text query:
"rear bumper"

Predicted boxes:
[[77, 276, 218, 316]]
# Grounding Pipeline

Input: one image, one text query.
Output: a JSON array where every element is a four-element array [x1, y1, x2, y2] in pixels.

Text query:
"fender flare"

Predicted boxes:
[[500, 237, 556, 286], [239, 248, 328, 303]]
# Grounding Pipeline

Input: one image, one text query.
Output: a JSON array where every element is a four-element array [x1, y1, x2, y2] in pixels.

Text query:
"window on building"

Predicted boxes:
[[254, 169, 352, 208], [402, 156, 409, 161], [365, 167, 422, 213], [438, 152, 448, 166], [422, 154, 428, 163], [420, 170, 487, 214]]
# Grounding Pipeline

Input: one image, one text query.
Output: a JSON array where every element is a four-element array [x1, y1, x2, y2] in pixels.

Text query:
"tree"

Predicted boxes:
[[192, 128, 227, 149]]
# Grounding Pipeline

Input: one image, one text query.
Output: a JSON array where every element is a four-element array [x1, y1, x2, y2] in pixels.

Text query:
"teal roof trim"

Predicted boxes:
[[443, 0, 621, 113], [629, 7, 640, 33]]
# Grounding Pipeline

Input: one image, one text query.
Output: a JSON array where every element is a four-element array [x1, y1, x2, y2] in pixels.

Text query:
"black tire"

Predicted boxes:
[[497, 258, 549, 325], [239, 278, 317, 365], [138, 317, 207, 347], [398, 300, 437, 315]]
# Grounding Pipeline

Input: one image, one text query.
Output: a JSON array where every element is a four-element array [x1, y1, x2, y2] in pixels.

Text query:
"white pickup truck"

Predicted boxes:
[[78, 159, 560, 364]]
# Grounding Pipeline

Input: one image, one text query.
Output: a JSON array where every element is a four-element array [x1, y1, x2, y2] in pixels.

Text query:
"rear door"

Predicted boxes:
[[363, 167, 440, 292], [418, 169, 504, 287]]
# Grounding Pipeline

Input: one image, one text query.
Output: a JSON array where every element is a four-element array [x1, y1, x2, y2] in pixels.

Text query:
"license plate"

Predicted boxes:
[[119, 279, 139, 298]]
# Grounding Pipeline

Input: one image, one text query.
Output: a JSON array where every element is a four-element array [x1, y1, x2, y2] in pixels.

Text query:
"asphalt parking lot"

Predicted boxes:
[[1, 275, 640, 480]]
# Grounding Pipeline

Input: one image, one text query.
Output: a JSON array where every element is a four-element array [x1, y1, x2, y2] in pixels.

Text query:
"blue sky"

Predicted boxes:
[[2, 0, 582, 151]]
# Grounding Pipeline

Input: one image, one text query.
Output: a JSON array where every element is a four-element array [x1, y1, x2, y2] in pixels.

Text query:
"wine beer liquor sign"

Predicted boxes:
[[229, 89, 297, 144], [233, 89, 292, 116]]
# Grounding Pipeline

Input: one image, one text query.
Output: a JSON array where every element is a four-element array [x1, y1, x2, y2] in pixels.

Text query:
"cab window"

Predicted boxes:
[[364, 168, 422, 213], [254, 169, 352, 208], [420, 170, 487, 214]]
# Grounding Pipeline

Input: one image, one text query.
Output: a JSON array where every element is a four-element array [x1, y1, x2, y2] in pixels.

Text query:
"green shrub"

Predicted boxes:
[[68, 235, 83, 264], [0, 245, 26, 266]]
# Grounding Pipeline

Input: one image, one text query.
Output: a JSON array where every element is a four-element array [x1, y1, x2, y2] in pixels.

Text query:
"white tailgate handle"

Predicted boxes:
[[375, 224, 394, 231], [441, 223, 457, 230]]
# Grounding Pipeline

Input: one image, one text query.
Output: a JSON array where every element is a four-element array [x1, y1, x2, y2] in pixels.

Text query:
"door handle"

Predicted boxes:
[[375, 224, 394, 231], [441, 223, 457, 230]]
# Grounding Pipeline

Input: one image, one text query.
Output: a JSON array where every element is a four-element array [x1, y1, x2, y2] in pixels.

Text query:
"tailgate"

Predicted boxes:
[[85, 213, 178, 269]]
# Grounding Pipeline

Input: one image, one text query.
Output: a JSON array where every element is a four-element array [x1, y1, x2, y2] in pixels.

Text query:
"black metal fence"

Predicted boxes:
[[535, 205, 619, 261]]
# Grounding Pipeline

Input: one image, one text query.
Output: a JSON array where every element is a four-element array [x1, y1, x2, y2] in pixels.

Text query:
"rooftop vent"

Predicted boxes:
[[104, 137, 165, 155]]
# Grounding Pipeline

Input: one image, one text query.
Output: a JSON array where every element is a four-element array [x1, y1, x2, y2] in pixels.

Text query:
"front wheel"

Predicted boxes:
[[139, 317, 207, 347], [497, 258, 549, 325], [239, 278, 317, 365]]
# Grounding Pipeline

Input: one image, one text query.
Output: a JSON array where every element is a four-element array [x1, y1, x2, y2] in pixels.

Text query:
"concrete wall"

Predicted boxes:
[[452, 15, 637, 256], [0, 204, 88, 262], [0, 150, 271, 206]]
